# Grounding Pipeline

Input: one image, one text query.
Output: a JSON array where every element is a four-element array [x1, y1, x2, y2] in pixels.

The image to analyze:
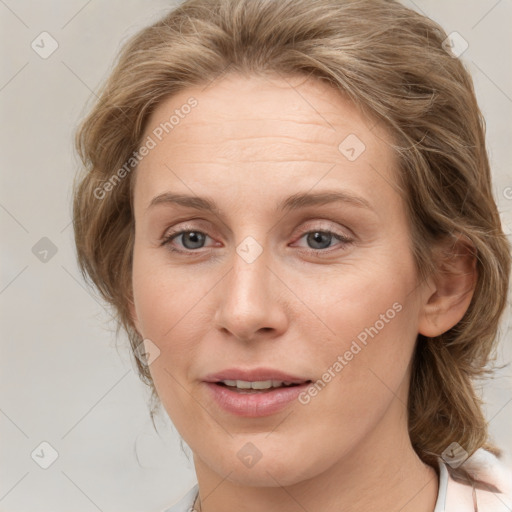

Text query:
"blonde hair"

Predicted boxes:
[[73, 0, 511, 467]]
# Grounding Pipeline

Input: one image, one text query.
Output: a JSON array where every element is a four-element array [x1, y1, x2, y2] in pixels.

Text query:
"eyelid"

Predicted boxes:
[[292, 219, 354, 240], [161, 216, 350, 236]]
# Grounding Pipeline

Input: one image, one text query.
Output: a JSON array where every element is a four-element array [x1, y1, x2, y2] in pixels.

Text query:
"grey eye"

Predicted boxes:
[[178, 231, 207, 250], [305, 231, 335, 250]]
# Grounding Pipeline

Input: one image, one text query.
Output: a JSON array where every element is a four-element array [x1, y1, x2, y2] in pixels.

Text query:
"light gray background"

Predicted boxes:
[[1, 1, 511, 511]]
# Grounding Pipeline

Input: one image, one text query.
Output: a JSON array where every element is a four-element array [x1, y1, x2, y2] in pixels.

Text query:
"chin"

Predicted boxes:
[[224, 464, 307, 488], [201, 445, 328, 488]]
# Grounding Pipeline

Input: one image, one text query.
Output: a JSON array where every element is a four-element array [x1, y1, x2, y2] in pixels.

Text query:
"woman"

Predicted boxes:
[[72, 0, 512, 510]]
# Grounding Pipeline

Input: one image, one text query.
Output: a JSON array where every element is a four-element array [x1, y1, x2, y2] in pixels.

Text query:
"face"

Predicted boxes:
[[130, 73, 430, 486]]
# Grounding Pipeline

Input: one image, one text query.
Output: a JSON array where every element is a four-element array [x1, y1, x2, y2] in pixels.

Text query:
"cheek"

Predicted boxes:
[[131, 247, 217, 402], [131, 243, 208, 339], [295, 251, 420, 416], [131, 259, 205, 426], [297, 248, 418, 352]]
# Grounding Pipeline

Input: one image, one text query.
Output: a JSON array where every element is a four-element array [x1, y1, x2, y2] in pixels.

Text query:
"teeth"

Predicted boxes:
[[220, 379, 297, 389]]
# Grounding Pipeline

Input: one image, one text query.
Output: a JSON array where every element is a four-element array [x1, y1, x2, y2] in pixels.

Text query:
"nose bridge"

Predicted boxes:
[[227, 235, 271, 314], [214, 233, 286, 340]]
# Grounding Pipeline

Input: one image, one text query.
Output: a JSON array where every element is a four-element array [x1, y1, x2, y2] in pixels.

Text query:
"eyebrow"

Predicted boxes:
[[147, 190, 374, 215]]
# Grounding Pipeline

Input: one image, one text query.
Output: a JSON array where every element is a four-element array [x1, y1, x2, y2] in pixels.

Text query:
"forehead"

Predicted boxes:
[[134, 73, 400, 210]]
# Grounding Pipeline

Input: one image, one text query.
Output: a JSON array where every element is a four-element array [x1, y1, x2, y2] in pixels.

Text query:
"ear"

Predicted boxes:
[[418, 233, 477, 338]]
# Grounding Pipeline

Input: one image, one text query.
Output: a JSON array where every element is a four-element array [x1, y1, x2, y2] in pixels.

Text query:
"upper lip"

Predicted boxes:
[[203, 367, 312, 384]]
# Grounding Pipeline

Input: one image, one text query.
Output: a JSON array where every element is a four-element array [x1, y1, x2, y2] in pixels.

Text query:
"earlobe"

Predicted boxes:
[[418, 234, 477, 338]]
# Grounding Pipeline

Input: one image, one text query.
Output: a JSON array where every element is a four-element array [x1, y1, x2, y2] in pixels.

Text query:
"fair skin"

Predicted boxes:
[[129, 73, 476, 512]]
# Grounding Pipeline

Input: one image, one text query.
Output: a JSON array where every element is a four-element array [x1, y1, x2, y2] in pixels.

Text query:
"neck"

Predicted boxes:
[[192, 399, 438, 512]]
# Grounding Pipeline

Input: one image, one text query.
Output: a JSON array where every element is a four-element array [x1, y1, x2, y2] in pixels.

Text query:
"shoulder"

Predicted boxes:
[[440, 449, 512, 512], [160, 483, 198, 512]]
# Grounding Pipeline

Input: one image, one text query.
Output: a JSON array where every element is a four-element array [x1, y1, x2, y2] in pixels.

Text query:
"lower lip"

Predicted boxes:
[[204, 382, 310, 417]]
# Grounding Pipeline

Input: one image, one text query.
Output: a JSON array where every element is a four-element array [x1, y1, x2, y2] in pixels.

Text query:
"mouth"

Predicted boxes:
[[214, 379, 313, 393], [203, 367, 313, 390], [202, 368, 314, 416]]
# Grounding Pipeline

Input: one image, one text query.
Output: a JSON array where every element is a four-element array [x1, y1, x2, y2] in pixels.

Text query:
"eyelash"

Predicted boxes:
[[160, 225, 354, 255]]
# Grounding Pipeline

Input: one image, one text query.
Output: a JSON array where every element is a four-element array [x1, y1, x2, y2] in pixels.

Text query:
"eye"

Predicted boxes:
[[160, 225, 354, 255], [161, 229, 213, 253], [293, 229, 353, 252]]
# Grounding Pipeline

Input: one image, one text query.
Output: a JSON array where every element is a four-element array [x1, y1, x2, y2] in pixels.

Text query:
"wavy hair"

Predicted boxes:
[[72, 0, 511, 467]]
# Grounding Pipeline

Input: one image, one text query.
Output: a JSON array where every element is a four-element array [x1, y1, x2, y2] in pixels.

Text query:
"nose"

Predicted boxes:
[[213, 242, 289, 343]]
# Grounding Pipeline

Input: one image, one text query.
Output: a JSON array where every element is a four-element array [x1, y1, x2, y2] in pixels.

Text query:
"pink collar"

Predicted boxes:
[[436, 449, 512, 511]]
